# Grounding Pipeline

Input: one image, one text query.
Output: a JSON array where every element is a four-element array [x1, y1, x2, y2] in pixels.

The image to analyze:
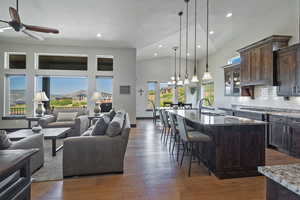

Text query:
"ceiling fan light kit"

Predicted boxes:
[[0, 0, 59, 40]]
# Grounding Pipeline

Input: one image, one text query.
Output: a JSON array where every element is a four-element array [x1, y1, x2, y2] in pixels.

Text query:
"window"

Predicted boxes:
[[37, 76, 88, 109], [227, 55, 241, 65], [97, 56, 113, 71], [38, 55, 88, 71], [202, 82, 214, 106], [7, 53, 26, 69], [7, 75, 27, 115], [147, 81, 157, 109], [160, 83, 173, 107], [178, 86, 185, 104], [96, 77, 113, 103]]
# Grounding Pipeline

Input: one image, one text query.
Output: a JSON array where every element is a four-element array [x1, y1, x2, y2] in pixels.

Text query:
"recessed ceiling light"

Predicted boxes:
[[158, 44, 163, 48], [226, 13, 233, 18], [96, 33, 102, 38], [154, 53, 158, 57], [187, 53, 190, 56], [209, 31, 214, 35], [0, 30, 3, 33], [197, 45, 201, 49]]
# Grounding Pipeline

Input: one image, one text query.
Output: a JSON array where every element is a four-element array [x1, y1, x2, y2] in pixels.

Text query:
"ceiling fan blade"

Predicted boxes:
[[9, 7, 21, 24], [0, 26, 13, 32], [22, 29, 44, 41], [23, 24, 59, 34]]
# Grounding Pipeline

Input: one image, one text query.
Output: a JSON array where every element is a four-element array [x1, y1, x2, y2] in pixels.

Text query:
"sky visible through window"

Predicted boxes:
[[35, 77, 112, 95]]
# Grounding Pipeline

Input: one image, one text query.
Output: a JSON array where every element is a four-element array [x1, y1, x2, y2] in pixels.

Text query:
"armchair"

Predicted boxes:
[[39, 108, 90, 137], [8, 133, 44, 174]]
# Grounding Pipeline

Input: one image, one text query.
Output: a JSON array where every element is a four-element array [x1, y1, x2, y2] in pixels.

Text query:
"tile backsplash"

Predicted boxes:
[[219, 86, 300, 110]]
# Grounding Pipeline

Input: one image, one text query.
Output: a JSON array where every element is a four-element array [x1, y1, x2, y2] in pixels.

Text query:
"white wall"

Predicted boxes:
[[136, 57, 196, 118], [198, 0, 300, 110], [0, 41, 136, 128]]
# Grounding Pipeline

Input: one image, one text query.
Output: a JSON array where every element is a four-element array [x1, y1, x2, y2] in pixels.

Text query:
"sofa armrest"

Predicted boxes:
[[73, 115, 90, 136], [63, 136, 125, 177], [39, 115, 56, 127], [9, 134, 44, 174]]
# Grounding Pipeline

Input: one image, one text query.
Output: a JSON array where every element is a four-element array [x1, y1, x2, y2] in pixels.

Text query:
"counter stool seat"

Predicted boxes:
[[188, 131, 211, 142]]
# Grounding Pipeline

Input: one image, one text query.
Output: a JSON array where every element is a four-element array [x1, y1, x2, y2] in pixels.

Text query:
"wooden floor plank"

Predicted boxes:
[[31, 120, 300, 200]]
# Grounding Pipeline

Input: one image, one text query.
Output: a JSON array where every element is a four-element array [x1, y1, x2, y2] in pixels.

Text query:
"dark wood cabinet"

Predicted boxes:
[[269, 115, 300, 158], [276, 43, 300, 97], [223, 64, 241, 96], [237, 35, 291, 92]]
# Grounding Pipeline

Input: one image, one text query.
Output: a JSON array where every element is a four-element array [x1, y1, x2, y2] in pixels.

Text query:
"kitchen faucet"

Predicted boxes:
[[198, 98, 212, 111]]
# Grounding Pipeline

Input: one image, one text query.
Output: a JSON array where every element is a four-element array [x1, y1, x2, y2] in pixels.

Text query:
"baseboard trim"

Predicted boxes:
[[136, 117, 154, 120]]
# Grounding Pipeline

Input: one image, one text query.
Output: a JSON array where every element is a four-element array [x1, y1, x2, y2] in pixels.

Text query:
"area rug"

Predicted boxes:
[[32, 139, 63, 182]]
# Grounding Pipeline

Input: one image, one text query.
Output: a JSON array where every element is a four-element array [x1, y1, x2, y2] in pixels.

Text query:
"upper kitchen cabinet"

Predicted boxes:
[[237, 35, 292, 87], [276, 43, 300, 97], [223, 63, 241, 96]]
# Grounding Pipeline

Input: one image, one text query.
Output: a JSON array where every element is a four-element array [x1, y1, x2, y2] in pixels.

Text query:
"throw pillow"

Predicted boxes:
[[0, 130, 12, 150], [91, 116, 110, 136], [106, 112, 125, 137], [56, 112, 78, 122], [109, 109, 116, 121]]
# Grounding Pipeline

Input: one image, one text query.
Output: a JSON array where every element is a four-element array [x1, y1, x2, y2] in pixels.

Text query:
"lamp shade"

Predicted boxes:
[[35, 92, 49, 102], [91, 91, 102, 101]]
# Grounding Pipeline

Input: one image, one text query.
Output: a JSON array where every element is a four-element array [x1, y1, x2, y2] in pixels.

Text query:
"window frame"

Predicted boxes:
[[96, 55, 114, 72], [4, 52, 27, 70]]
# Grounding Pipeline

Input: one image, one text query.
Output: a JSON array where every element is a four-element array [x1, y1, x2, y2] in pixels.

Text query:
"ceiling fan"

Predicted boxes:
[[0, 0, 59, 40]]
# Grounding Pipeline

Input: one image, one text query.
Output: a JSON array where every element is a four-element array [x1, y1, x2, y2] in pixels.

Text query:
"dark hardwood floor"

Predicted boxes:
[[31, 120, 300, 200]]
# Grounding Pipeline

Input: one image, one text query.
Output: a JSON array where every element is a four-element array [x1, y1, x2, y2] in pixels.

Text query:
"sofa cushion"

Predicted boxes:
[[106, 112, 125, 137], [46, 121, 75, 128], [108, 109, 116, 121], [91, 116, 110, 136], [57, 112, 78, 122], [0, 130, 12, 150]]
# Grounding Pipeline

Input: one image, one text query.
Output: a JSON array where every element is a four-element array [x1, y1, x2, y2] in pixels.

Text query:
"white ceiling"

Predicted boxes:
[[0, 0, 297, 60]]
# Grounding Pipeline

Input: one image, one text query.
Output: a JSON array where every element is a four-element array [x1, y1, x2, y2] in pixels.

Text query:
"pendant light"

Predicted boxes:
[[177, 11, 184, 86], [202, 0, 213, 82], [172, 47, 179, 87], [191, 0, 199, 83], [184, 0, 190, 85]]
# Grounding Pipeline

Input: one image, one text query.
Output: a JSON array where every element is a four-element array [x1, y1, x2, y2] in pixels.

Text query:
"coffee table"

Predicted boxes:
[[8, 128, 71, 156]]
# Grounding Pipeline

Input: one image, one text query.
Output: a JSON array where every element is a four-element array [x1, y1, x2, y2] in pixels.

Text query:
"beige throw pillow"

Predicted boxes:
[[56, 112, 78, 122]]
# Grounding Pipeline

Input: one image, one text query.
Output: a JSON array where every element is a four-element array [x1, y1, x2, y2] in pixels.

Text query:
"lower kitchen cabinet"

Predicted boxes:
[[269, 115, 300, 158]]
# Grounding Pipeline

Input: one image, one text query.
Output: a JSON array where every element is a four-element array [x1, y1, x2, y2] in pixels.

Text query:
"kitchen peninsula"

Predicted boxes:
[[169, 109, 267, 179]]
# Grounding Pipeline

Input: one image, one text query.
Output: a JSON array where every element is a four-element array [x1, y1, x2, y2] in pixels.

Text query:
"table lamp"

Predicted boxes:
[[91, 92, 102, 116], [35, 92, 49, 117]]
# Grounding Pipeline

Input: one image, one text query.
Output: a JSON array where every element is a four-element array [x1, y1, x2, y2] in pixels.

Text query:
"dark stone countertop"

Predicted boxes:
[[219, 106, 300, 119], [168, 109, 267, 126]]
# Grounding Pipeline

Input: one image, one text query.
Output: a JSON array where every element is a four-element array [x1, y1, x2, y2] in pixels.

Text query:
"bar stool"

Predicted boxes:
[[168, 112, 182, 160], [176, 115, 212, 177], [161, 109, 171, 144], [158, 109, 168, 140]]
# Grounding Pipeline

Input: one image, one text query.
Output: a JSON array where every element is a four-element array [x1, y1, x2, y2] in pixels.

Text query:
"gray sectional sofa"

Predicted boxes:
[[63, 111, 130, 177]]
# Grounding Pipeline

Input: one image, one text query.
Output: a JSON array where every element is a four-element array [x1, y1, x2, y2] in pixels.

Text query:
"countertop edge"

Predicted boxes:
[[258, 166, 300, 196]]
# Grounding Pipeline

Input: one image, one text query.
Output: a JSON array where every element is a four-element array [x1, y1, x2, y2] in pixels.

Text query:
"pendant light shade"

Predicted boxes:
[[184, 0, 190, 85], [191, 0, 199, 83], [202, 71, 213, 81], [202, 0, 213, 82]]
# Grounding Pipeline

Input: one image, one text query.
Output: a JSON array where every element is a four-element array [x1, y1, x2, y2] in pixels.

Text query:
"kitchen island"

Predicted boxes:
[[169, 109, 267, 179]]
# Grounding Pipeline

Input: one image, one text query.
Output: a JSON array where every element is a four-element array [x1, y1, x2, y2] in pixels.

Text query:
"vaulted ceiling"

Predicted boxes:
[[0, 0, 297, 60]]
